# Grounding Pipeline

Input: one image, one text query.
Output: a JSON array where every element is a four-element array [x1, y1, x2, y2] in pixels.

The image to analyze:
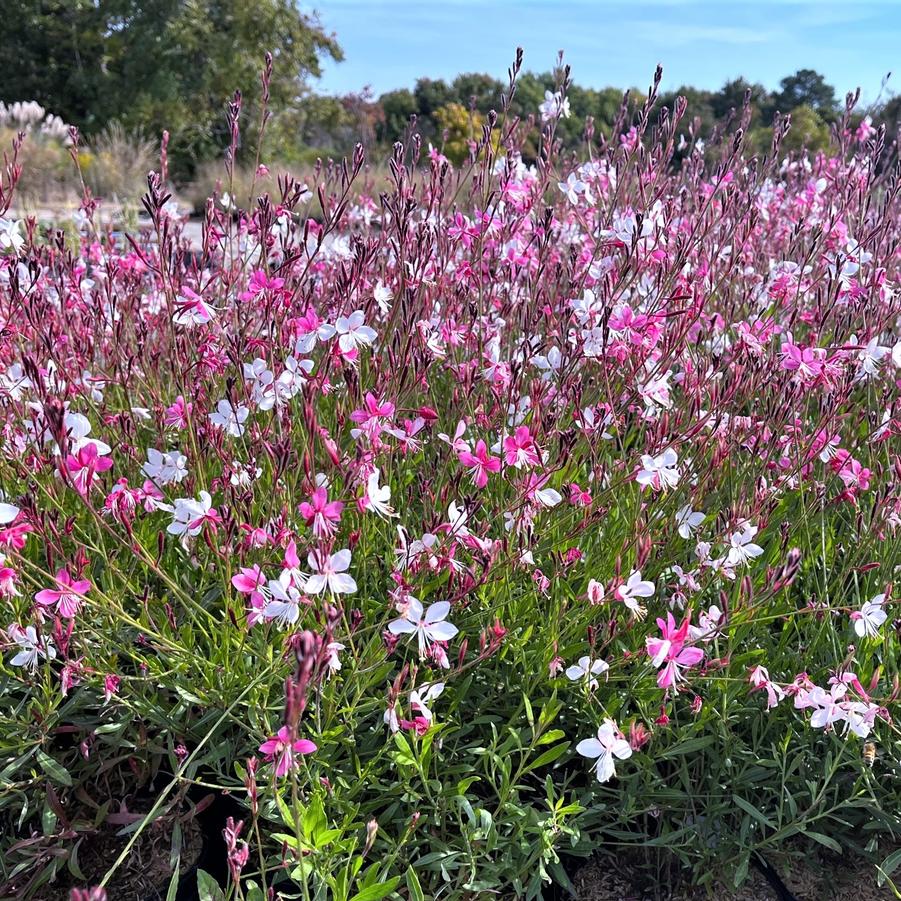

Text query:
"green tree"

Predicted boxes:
[[0, 0, 342, 175], [781, 104, 832, 152], [378, 88, 417, 143], [0, 0, 110, 129], [451, 73, 504, 113], [773, 69, 837, 120], [710, 77, 769, 127], [433, 102, 499, 165]]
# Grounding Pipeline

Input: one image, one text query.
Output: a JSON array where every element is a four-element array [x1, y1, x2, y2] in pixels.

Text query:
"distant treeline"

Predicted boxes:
[[2, 1, 898, 178]]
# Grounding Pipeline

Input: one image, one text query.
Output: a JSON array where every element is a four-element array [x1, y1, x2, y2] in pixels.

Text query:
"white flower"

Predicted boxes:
[[263, 572, 305, 627], [689, 605, 724, 642], [856, 337, 889, 380], [565, 655, 609, 690], [165, 491, 215, 538], [558, 172, 593, 205], [243, 359, 276, 409], [304, 549, 357, 596], [534, 486, 563, 507], [636, 448, 680, 490], [384, 704, 400, 733], [532, 346, 563, 376], [410, 682, 445, 723], [0, 218, 25, 254], [209, 399, 249, 437], [388, 599, 458, 656], [586, 579, 605, 605], [576, 720, 632, 783], [0, 362, 31, 400], [539, 90, 571, 123], [615, 570, 655, 617], [335, 310, 377, 353], [276, 356, 314, 399], [0, 502, 19, 525], [675, 506, 704, 539], [725, 522, 764, 567], [325, 641, 346, 675], [294, 321, 336, 355], [142, 449, 188, 486], [230, 461, 262, 487], [892, 340, 901, 370], [374, 281, 393, 315], [8, 624, 56, 670], [808, 684, 847, 730], [852, 594, 888, 638], [363, 468, 395, 518]]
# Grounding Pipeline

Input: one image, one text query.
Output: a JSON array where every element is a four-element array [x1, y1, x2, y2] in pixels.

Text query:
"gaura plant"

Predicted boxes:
[[2, 53, 901, 900]]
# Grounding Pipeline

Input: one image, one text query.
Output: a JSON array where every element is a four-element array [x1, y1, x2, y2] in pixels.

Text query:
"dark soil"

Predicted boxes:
[[41, 802, 204, 901], [572, 848, 898, 900]]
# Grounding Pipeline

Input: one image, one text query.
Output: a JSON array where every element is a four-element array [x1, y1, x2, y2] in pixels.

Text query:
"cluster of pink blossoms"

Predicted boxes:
[[0, 76, 898, 805]]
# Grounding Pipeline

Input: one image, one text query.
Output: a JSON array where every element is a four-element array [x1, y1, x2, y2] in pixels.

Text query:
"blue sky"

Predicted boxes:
[[310, 0, 900, 103]]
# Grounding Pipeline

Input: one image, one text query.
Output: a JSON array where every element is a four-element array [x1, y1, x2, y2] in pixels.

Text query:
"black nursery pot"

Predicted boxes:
[[144, 786, 244, 901]]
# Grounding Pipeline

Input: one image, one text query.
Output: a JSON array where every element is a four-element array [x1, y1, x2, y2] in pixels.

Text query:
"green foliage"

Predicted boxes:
[[0, 0, 342, 176], [434, 103, 482, 164], [774, 68, 838, 121]]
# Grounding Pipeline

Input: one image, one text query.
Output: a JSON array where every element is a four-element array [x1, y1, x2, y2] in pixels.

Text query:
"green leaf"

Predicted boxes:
[[196, 869, 225, 901], [536, 729, 566, 746], [523, 693, 534, 729], [165, 864, 181, 901], [405, 866, 425, 901], [36, 750, 72, 787], [276, 791, 296, 830], [302, 794, 327, 844], [732, 794, 775, 830], [245, 882, 265, 901], [392, 733, 416, 767], [660, 736, 715, 758], [348, 877, 401, 901], [525, 742, 570, 772], [880, 847, 901, 879], [807, 831, 842, 854]]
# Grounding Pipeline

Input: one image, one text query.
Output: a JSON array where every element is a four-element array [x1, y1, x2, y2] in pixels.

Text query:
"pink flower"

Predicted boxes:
[[458, 440, 501, 489], [749, 665, 785, 709], [350, 393, 395, 440], [64, 442, 113, 494], [239, 269, 284, 302], [259, 726, 317, 776], [502, 427, 540, 469], [35, 568, 92, 619], [103, 674, 121, 704], [231, 565, 266, 625], [780, 342, 824, 383], [645, 613, 704, 690], [164, 396, 192, 429], [173, 286, 214, 326], [298, 487, 344, 538]]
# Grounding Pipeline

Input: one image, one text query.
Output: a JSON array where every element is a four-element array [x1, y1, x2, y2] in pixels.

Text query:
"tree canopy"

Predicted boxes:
[[1, 7, 896, 176], [0, 0, 342, 173]]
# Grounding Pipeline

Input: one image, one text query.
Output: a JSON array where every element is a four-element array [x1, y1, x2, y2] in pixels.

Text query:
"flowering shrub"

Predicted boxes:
[[1, 61, 901, 899]]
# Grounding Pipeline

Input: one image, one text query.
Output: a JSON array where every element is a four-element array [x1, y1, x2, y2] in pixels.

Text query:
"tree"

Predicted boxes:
[[433, 102, 499, 165], [781, 105, 831, 153], [413, 79, 454, 119], [451, 73, 504, 114], [0, 0, 110, 129], [378, 89, 417, 144], [773, 69, 837, 120], [0, 0, 342, 174], [710, 77, 769, 126]]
